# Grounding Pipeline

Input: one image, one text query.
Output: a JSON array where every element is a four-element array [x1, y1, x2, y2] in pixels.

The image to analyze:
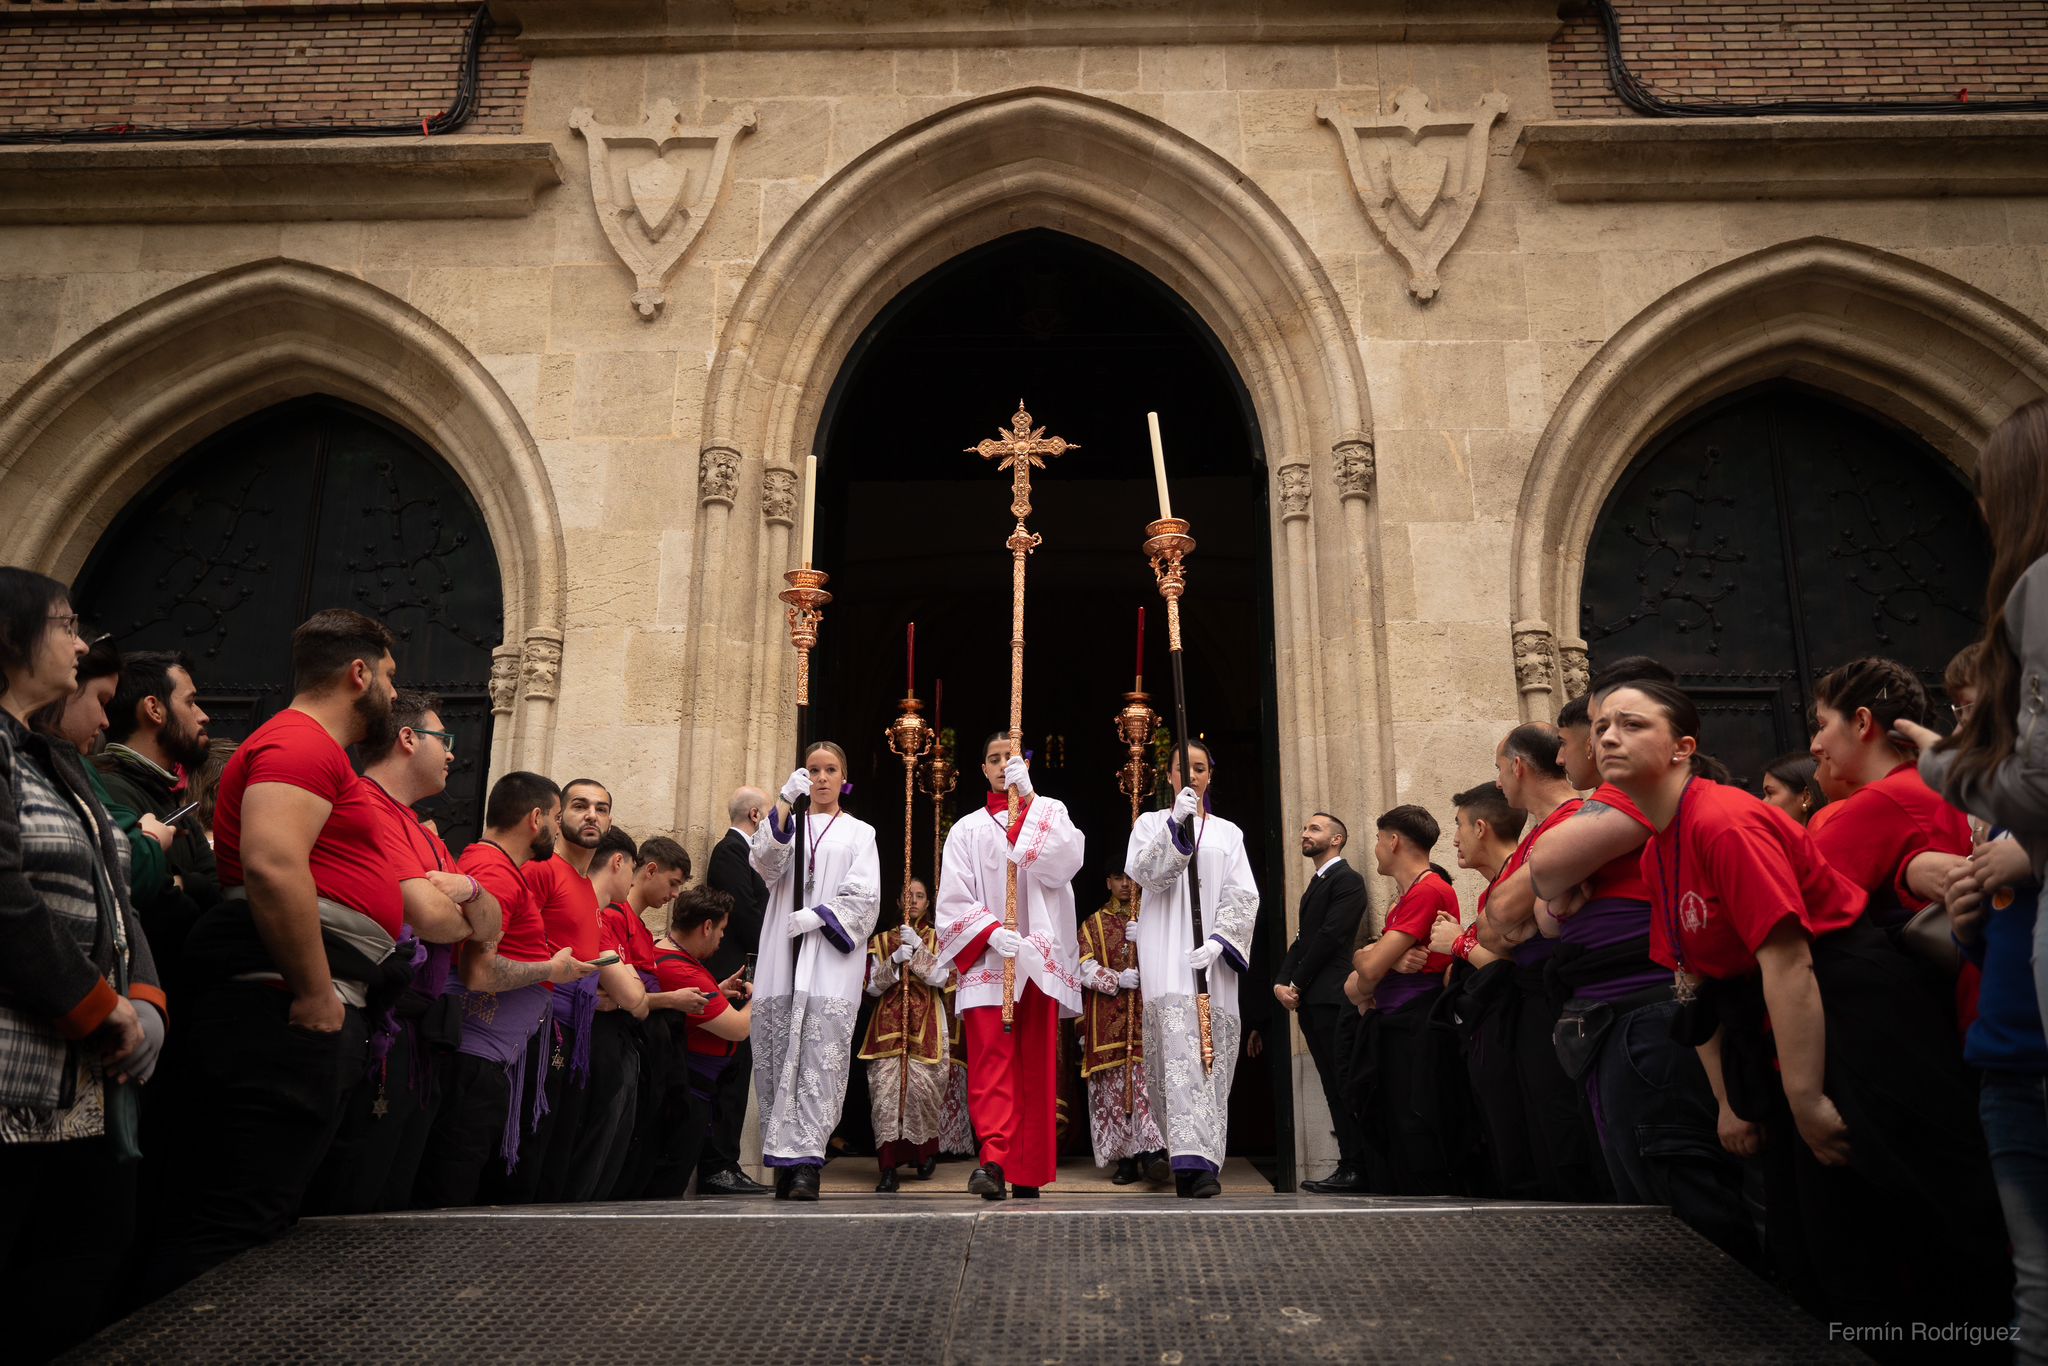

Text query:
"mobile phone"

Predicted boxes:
[[166, 799, 199, 824], [590, 951, 622, 968], [742, 953, 756, 984]]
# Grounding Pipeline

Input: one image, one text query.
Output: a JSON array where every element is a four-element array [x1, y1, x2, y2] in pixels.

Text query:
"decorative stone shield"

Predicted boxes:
[[1317, 88, 1508, 303], [571, 99, 756, 319]]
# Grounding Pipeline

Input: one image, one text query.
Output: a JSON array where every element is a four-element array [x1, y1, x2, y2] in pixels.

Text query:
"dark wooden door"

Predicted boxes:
[[1579, 384, 1986, 790], [75, 397, 503, 848]]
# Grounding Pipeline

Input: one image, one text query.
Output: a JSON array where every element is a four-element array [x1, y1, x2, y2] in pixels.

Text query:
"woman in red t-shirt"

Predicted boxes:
[[643, 886, 750, 1197], [1808, 657, 1971, 924], [1599, 679, 2009, 1334]]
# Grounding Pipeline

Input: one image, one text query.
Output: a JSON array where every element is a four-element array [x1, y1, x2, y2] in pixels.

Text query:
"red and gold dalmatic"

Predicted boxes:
[[859, 921, 946, 1065], [859, 919, 949, 1164], [1076, 898, 1166, 1165]]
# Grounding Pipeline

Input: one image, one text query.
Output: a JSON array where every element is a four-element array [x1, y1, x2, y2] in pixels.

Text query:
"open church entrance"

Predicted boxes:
[[808, 229, 1291, 1185]]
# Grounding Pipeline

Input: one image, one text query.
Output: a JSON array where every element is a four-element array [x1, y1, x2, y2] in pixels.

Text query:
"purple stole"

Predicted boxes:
[[448, 973, 553, 1169]]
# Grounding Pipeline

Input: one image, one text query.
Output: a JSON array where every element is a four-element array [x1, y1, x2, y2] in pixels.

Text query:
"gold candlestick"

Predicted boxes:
[[919, 741, 957, 893], [1114, 689, 1161, 830], [885, 692, 933, 1135], [778, 567, 832, 708]]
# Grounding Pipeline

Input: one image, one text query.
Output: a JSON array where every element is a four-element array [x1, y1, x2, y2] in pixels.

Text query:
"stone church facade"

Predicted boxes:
[[4, 0, 2045, 1176]]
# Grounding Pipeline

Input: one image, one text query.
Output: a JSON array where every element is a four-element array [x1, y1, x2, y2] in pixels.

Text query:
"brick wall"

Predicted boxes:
[[0, 1, 527, 135], [1552, 1, 2048, 116]]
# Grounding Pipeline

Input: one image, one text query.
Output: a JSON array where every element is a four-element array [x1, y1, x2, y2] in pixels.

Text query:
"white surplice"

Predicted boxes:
[[749, 809, 881, 1164], [934, 796, 1085, 1017], [1125, 807, 1260, 1170]]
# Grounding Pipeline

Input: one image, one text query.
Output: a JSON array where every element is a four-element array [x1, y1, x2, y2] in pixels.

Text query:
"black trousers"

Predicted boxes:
[[1511, 964, 1607, 1201], [1300, 1001, 1365, 1171], [612, 1015, 677, 1200], [141, 984, 365, 1301], [1, 1136, 136, 1363], [646, 1063, 714, 1198], [413, 1048, 516, 1209], [564, 1011, 640, 1202], [1348, 991, 1469, 1195], [305, 1028, 443, 1215], [703, 1037, 751, 1176]]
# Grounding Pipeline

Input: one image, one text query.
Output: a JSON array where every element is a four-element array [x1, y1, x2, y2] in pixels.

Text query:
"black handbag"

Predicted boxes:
[[1551, 997, 1616, 1082]]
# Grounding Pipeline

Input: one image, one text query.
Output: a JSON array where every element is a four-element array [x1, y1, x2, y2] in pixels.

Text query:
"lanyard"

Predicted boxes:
[[805, 811, 841, 895], [367, 779, 447, 872], [1650, 777, 1695, 976]]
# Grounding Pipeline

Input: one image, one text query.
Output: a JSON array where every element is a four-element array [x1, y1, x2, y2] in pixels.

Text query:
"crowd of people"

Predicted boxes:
[[3, 396, 2045, 1361]]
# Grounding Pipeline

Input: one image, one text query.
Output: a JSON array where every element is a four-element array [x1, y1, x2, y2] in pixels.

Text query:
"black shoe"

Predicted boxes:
[[701, 1166, 773, 1197], [1301, 1166, 1365, 1195], [1189, 1172, 1221, 1199], [773, 1166, 794, 1200], [788, 1165, 821, 1201], [1012, 1185, 1039, 1199], [968, 1163, 1007, 1201], [1145, 1155, 1172, 1186], [876, 1167, 900, 1193], [916, 1156, 938, 1180], [1110, 1158, 1141, 1185], [1173, 1171, 1194, 1199]]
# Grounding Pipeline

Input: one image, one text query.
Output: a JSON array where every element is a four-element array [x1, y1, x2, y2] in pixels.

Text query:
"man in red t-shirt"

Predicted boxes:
[[149, 608, 406, 1296]]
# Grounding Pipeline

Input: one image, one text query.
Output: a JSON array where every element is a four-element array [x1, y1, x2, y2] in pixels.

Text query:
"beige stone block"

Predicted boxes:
[[713, 260, 754, 341], [655, 527, 696, 627], [134, 223, 282, 271], [479, 352, 539, 423], [672, 351, 711, 448], [595, 436, 696, 533], [1464, 427, 1541, 525], [623, 626, 693, 724], [645, 54, 705, 111], [366, 217, 557, 269], [1374, 427, 1476, 524], [1382, 621, 1518, 721], [1599, 250, 1723, 336], [1378, 519, 1416, 621], [1103, 92, 1166, 124], [903, 94, 973, 126], [1370, 44, 1501, 113], [547, 260, 715, 354], [277, 222, 367, 275], [705, 49, 892, 100], [51, 271, 204, 354], [1358, 251, 1528, 342], [534, 354, 577, 441], [541, 436, 617, 531], [1334, 45, 1381, 91], [364, 269, 411, 301], [545, 719, 677, 815], [760, 179, 821, 250], [1523, 252, 1606, 347], [717, 97, 832, 183], [562, 528, 665, 628], [1226, 44, 1336, 91], [0, 276, 63, 363], [2008, 200, 2048, 247], [1365, 340, 1508, 430], [1238, 90, 1330, 174], [572, 351, 678, 437], [0, 226, 140, 275], [1924, 200, 2013, 248], [1158, 90, 1242, 165], [895, 49, 955, 96], [410, 266, 553, 356], [690, 180, 764, 263], [526, 55, 650, 139], [1139, 45, 1226, 92], [829, 97, 914, 178], [1388, 718, 1517, 802], [1898, 246, 2047, 326], [1082, 47, 1141, 92], [1406, 518, 1514, 624], [1500, 339, 1548, 434], [1454, 182, 1521, 253], [546, 180, 617, 267], [0, 361, 35, 406], [956, 46, 1082, 93], [1716, 199, 1929, 253], [1513, 200, 1717, 257], [559, 626, 631, 721]]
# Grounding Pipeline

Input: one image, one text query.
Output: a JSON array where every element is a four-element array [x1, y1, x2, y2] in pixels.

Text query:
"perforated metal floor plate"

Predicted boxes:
[[73, 1201, 1859, 1364]]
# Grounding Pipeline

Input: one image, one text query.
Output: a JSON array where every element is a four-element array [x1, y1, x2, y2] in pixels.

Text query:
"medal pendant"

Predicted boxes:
[[552, 1042, 565, 1071], [372, 1082, 389, 1120], [1673, 970, 1698, 1005]]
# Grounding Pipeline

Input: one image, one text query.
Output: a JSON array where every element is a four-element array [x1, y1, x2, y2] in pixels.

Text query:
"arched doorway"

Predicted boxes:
[[809, 228, 1290, 1180], [74, 396, 505, 846], [1578, 383, 1988, 786]]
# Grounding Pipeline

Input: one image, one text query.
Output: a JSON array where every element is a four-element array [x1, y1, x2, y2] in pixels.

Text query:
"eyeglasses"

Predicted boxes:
[[1952, 702, 1975, 722], [47, 613, 80, 637], [410, 727, 457, 756]]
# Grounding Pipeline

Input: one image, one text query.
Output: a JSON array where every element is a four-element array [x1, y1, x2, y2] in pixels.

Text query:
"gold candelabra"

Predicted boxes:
[[778, 567, 832, 709], [1142, 515, 1211, 1073], [1114, 690, 1160, 829], [884, 692, 933, 1129], [919, 740, 957, 893]]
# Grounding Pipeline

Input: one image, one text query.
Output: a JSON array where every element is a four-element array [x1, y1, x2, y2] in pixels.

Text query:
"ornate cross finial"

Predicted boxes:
[[966, 399, 1078, 524]]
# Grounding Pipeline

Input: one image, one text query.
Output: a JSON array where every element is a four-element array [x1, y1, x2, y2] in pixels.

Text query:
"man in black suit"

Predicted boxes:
[[700, 785, 771, 1196], [1275, 811, 1370, 1193]]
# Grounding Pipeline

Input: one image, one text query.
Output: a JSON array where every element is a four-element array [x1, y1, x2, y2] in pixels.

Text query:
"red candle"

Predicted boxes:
[[907, 621, 915, 695], [935, 678, 943, 735], [1135, 605, 1146, 686]]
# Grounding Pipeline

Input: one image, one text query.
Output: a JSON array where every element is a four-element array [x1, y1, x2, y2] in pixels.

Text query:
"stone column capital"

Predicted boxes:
[[1278, 461, 1312, 522], [1332, 436, 1375, 503]]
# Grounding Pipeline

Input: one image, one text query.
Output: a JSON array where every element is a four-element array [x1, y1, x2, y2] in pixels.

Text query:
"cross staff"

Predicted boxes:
[[965, 400, 1076, 1031]]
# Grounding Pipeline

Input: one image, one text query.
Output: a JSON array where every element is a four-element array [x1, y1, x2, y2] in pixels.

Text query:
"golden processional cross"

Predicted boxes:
[[965, 400, 1077, 1030]]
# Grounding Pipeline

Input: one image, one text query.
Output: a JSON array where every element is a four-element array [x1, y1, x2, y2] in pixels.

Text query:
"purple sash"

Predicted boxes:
[[448, 980, 552, 1168], [552, 974, 600, 1086], [1375, 970, 1439, 1012]]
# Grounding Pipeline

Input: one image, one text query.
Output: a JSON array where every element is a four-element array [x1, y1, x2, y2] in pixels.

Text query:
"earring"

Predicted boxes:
[[1670, 754, 1682, 765]]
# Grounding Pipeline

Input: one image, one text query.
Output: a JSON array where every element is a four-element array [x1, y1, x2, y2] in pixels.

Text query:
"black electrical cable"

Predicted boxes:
[[0, 4, 492, 145], [1584, 0, 2048, 118]]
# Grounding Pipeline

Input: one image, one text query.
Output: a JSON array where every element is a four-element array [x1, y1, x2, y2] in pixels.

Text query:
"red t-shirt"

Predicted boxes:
[[1643, 779, 1867, 981], [599, 900, 660, 972], [1384, 870, 1462, 977], [1810, 761, 1971, 917], [363, 780, 453, 878], [1501, 798, 1583, 886], [654, 947, 733, 1056], [525, 853, 603, 960], [459, 841, 551, 965], [1580, 783, 1655, 903], [214, 708, 404, 938]]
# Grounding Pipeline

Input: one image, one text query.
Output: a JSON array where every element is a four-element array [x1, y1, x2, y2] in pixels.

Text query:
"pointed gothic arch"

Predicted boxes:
[[1508, 236, 2048, 717], [0, 258, 568, 775]]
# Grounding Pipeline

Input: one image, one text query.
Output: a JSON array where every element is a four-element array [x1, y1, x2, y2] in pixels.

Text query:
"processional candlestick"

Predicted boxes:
[[884, 689, 933, 1133], [964, 400, 1076, 1031], [1111, 638, 1160, 1115]]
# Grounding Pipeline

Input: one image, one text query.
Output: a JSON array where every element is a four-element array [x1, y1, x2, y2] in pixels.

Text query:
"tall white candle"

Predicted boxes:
[[1146, 411, 1173, 522], [800, 452, 818, 567]]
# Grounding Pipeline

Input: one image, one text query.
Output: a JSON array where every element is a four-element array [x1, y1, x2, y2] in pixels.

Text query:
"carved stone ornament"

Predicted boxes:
[[571, 100, 756, 319], [489, 644, 522, 714], [1317, 88, 1508, 302], [1332, 436, 1375, 503], [698, 445, 740, 506], [521, 633, 564, 702], [1511, 621, 1557, 697], [762, 465, 797, 526], [1277, 462, 1311, 522], [1559, 638, 1591, 701]]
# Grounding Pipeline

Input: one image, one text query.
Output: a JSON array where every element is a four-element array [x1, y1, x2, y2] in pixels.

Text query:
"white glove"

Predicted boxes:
[[787, 908, 823, 938], [897, 924, 920, 949], [890, 944, 916, 964], [921, 964, 953, 987], [780, 768, 811, 805], [1172, 786, 1200, 824], [1004, 756, 1033, 798], [989, 927, 1023, 959], [1117, 966, 1141, 991], [1186, 938, 1224, 973]]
